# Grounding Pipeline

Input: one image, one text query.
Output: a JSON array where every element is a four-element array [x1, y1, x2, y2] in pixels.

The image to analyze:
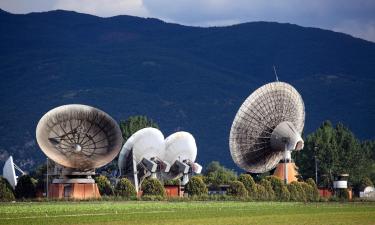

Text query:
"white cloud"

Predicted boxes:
[[334, 20, 375, 42], [53, 0, 149, 17]]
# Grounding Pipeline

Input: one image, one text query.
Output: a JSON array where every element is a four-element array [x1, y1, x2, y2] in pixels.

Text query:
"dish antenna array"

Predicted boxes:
[[2, 156, 25, 189], [229, 82, 305, 183], [118, 128, 201, 191], [36, 104, 123, 198]]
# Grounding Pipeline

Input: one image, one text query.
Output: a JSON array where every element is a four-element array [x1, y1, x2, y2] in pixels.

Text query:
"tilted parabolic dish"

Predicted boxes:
[[229, 81, 305, 179], [118, 128, 201, 191], [162, 132, 202, 184], [36, 104, 123, 171]]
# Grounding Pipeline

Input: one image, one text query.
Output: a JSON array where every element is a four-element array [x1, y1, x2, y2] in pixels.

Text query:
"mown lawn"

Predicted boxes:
[[0, 201, 374, 225]]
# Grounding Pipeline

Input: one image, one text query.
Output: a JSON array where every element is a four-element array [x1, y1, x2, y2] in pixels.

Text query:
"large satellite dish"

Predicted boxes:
[[229, 81, 305, 176], [36, 104, 123, 171]]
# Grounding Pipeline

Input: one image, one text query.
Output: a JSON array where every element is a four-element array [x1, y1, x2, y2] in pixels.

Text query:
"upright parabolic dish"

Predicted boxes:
[[229, 82, 305, 173], [36, 104, 123, 170]]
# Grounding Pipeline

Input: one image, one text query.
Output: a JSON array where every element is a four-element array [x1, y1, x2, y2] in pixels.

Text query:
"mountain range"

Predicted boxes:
[[0, 9, 374, 171]]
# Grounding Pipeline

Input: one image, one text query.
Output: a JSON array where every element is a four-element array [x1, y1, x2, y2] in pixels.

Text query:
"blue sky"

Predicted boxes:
[[1, 0, 375, 42]]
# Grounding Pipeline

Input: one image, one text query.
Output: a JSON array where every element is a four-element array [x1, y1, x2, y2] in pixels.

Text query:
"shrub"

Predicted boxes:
[[238, 174, 257, 199], [185, 176, 208, 196], [259, 179, 275, 201], [115, 178, 136, 198], [15, 175, 37, 199], [300, 182, 315, 202], [227, 181, 248, 198], [306, 178, 320, 201], [255, 184, 267, 201], [265, 176, 289, 201], [0, 177, 15, 201], [287, 182, 299, 201], [141, 178, 165, 197], [288, 182, 306, 202], [164, 179, 180, 186], [95, 175, 113, 196]]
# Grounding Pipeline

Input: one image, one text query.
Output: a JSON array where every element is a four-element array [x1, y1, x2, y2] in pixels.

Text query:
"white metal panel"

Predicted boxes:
[[2, 156, 17, 189], [164, 132, 197, 164]]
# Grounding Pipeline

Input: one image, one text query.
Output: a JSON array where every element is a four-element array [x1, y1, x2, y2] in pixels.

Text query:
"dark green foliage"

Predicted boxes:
[[164, 179, 181, 186], [306, 178, 320, 201], [204, 161, 237, 189], [288, 181, 306, 202], [295, 121, 375, 192], [15, 175, 37, 199], [259, 179, 275, 201], [300, 182, 316, 202], [336, 189, 350, 201], [119, 116, 159, 141], [115, 178, 136, 198], [265, 176, 289, 201], [185, 176, 208, 196], [360, 177, 374, 190], [238, 174, 257, 199], [141, 178, 165, 197], [227, 181, 248, 198], [0, 177, 15, 201], [255, 184, 267, 201], [29, 164, 47, 192], [95, 175, 114, 196]]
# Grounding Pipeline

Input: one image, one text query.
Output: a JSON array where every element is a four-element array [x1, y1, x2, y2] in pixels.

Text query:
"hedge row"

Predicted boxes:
[[0, 174, 323, 202]]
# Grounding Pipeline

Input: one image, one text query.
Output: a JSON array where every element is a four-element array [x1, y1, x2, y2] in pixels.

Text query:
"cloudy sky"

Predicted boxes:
[[1, 0, 375, 42]]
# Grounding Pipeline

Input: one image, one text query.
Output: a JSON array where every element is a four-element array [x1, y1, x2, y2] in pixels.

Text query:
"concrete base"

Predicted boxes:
[[48, 183, 100, 199], [273, 162, 299, 184]]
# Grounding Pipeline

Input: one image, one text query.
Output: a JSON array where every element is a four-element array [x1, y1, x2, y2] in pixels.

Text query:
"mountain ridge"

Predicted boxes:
[[0, 9, 374, 171]]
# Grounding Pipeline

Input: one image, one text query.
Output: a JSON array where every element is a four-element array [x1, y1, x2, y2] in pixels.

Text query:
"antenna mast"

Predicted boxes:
[[273, 65, 279, 82]]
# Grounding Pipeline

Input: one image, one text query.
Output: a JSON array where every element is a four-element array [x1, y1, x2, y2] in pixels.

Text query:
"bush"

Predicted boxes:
[[15, 175, 37, 199], [259, 179, 275, 201], [227, 181, 248, 198], [265, 176, 289, 201], [141, 178, 165, 197], [204, 161, 237, 189], [288, 182, 306, 202], [164, 179, 181, 186], [238, 174, 257, 199], [255, 184, 267, 201], [185, 176, 208, 196], [306, 178, 320, 201], [0, 177, 15, 201], [300, 182, 315, 202], [115, 178, 136, 198], [95, 175, 113, 196]]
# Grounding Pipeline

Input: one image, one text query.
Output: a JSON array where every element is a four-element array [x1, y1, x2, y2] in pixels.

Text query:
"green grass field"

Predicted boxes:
[[0, 201, 374, 225]]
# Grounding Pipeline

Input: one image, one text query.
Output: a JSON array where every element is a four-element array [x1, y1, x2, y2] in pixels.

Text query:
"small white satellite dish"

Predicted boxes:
[[118, 127, 167, 191], [163, 132, 202, 185], [2, 156, 25, 189], [118, 128, 202, 190]]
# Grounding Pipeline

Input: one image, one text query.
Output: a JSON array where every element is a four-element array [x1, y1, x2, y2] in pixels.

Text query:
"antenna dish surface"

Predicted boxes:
[[36, 104, 123, 170], [164, 132, 197, 164], [229, 82, 305, 173]]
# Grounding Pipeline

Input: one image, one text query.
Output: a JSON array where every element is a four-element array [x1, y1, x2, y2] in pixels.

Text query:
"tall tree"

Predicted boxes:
[[119, 115, 159, 142], [294, 121, 375, 191]]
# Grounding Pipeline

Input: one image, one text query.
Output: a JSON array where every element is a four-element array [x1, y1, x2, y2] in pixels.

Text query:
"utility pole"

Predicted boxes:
[[314, 146, 318, 185]]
